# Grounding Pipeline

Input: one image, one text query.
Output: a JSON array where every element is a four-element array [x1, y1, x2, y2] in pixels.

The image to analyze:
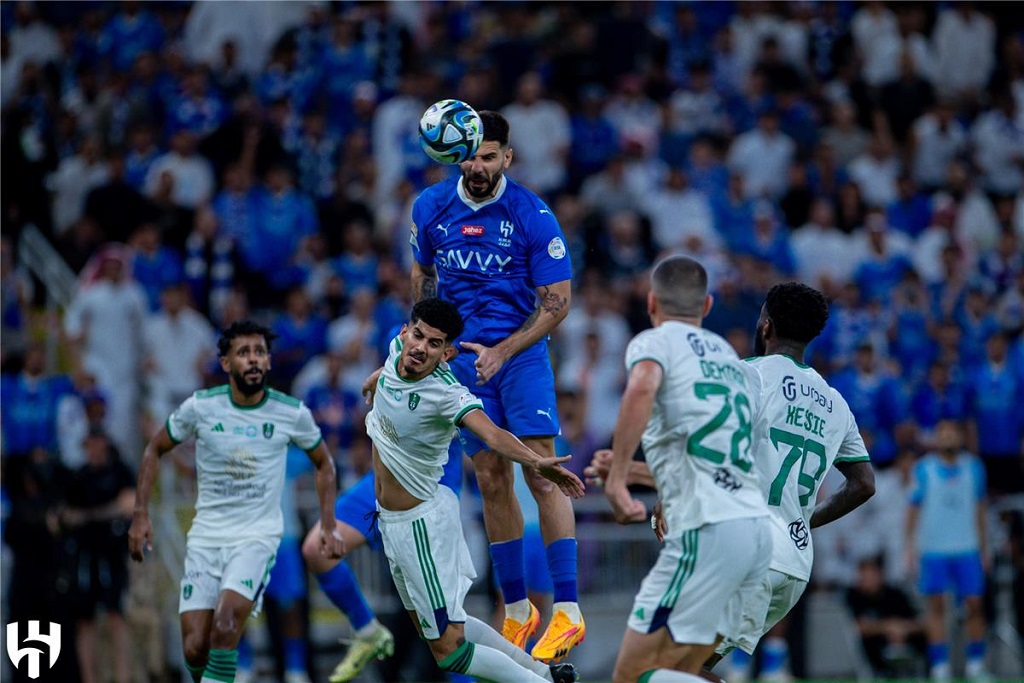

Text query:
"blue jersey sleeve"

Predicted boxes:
[[971, 457, 987, 500], [411, 195, 435, 267], [525, 203, 573, 287]]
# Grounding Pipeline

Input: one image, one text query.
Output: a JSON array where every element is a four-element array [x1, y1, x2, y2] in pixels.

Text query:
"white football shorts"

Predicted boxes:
[[378, 486, 476, 640], [718, 568, 808, 655], [178, 539, 277, 614], [627, 516, 773, 645]]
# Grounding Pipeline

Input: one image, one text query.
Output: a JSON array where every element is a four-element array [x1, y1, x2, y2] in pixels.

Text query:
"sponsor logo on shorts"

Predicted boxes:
[[633, 607, 645, 620], [241, 579, 254, 590]]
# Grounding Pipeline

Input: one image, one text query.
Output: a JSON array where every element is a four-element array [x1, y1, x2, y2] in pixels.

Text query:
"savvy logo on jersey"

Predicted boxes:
[[435, 248, 512, 274], [6, 621, 61, 680]]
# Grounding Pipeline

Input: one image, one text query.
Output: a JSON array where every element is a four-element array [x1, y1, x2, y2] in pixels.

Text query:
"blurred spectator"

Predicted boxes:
[[166, 67, 227, 139], [886, 174, 931, 239], [727, 109, 795, 200], [879, 51, 935, 144], [888, 271, 935, 383], [643, 167, 717, 251], [63, 428, 135, 683], [848, 136, 901, 208], [736, 201, 796, 277], [851, 2, 898, 68], [778, 161, 814, 228], [84, 148, 155, 244], [966, 331, 1024, 495], [596, 210, 655, 286], [56, 373, 109, 471], [271, 287, 328, 391], [142, 282, 216, 424], [909, 101, 966, 193], [8, 1, 61, 68], [48, 135, 110, 235], [371, 70, 426, 201], [64, 250, 147, 458], [711, 171, 756, 250], [124, 123, 161, 191], [971, 88, 1024, 197], [665, 61, 729, 157], [604, 74, 661, 155], [852, 210, 913, 303], [558, 275, 631, 367], [501, 71, 571, 197], [683, 137, 728, 198], [183, 206, 237, 322], [303, 350, 364, 483], [0, 237, 34, 365], [791, 199, 854, 293], [330, 220, 379, 295], [1, 345, 73, 470], [845, 556, 924, 679], [326, 288, 380, 392], [905, 419, 991, 681], [944, 160, 1000, 257], [99, 0, 165, 72], [293, 109, 341, 201], [911, 362, 969, 445], [580, 155, 640, 217], [557, 330, 623, 448], [932, 4, 995, 102], [831, 342, 910, 466], [322, 14, 373, 129], [956, 285, 1001, 361], [129, 222, 185, 311], [143, 130, 215, 211], [861, 5, 933, 88]]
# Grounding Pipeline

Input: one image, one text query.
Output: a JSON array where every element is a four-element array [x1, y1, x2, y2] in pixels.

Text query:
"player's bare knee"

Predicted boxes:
[[209, 614, 241, 649], [523, 464, 557, 495], [182, 635, 208, 666], [475, 458, 514, 500]]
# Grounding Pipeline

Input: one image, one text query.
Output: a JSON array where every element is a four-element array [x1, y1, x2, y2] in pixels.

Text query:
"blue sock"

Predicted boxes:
[[545, 538, 578, 604], [283, 637, 305, 673], [316, 562, 374, 630], [761, 638, 788, 674], [729, 649, 752, 673], [966, 640, 986, 660], [237, 636, 253, 670], [927, 642, 949, 666], [490, 539, 527, 604]]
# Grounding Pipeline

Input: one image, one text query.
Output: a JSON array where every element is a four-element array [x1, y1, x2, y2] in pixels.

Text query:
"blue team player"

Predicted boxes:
[[409, 110, 583, 661], [905, 419, 991, 682]]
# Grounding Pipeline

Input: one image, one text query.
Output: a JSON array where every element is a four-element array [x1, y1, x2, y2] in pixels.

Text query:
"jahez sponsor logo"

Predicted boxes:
[[461, 225, 485, 236]]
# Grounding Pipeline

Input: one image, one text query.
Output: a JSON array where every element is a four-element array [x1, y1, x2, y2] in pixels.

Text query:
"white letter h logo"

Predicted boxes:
[[7, 621, 61, 679]]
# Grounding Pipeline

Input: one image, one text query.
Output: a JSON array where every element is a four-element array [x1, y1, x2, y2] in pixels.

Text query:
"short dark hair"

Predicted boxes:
[[218, 320, 277, 356], [764, 282, 830, 345], [411, 298, 464, 342], [651, 255, 708, 317], [478, 110, 510, 147]]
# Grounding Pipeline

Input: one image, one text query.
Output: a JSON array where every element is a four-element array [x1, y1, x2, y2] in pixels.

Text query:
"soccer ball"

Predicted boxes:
[[418, 99, 483, 164]]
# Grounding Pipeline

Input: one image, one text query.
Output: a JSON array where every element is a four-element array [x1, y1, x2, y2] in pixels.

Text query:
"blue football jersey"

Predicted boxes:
[[411, 176, 573, 347]]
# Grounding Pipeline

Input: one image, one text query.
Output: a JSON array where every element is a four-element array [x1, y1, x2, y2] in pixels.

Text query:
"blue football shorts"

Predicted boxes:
[[919, 552, 985, 601], [448, 342, 560, 456]]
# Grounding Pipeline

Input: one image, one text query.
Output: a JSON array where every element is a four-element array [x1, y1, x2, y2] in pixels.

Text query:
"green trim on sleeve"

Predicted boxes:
[[299, 435, 324, 452], [453, 403, 483, 425], [836, 454, 872, 463], [165, 417, 182, 445], [628, 357, 666, 371]]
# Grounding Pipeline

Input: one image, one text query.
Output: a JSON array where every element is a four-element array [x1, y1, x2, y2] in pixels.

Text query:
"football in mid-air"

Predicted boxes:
[[418, 99, 483, 164]]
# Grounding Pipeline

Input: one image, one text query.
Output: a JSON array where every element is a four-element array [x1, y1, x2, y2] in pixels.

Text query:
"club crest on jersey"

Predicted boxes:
[[263, 422, 274, 439], [408, 392, 420, 411], [461, 225, 484, 236]]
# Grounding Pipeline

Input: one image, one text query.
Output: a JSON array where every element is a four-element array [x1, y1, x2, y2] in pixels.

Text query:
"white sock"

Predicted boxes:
[[552, 600, 582, 623], [354, 618, 382, 639], [466, 616, 551, 679], [465, 642, 548, 682], [505, 598, 532, 623], [643, 670, 706, 682]]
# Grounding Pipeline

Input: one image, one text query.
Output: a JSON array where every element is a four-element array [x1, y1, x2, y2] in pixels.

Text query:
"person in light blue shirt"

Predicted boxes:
[[411, 110, 583, 660], [905, 419, 990, 682]]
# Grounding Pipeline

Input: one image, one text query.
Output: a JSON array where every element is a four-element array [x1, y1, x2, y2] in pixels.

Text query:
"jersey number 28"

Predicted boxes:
[[686, 382, 754, 472]]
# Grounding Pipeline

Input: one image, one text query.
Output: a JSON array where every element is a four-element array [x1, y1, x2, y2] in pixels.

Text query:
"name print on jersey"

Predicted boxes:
[[781, 375, 834, 413]]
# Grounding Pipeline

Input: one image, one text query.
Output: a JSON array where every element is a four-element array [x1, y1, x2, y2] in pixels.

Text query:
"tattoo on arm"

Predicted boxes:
[[418, 277, 437, 301], [539, 286, 569, 317]]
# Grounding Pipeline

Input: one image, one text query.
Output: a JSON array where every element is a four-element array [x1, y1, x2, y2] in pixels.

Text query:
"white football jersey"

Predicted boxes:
[[745, 355, 869, 581], [366, 337, 483, 502], [167, 386, 322, 546], [625, 321, 768, 535]]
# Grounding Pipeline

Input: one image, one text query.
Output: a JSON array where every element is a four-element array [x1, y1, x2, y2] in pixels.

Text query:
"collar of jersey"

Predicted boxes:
[[457, 175, 507, 212], [230, 389, 270, 409]]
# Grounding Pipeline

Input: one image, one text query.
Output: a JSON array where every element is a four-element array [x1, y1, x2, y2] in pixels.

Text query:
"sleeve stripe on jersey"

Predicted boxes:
[[432, 368, 457, 385], [196, 385, 230, 399], [166, 417, 182, 445], [297, 435, 323, 452], [628, 357, 666, 371], [453, 403, 483, 425], [267, 389, 301, 407], [836, 454, 871, 462]]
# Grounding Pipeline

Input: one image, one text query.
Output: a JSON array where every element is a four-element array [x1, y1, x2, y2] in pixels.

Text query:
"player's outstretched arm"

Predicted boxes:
[[304, 440, 344, 559], [605, 359, 663, 525], [809, 460, 875, 528], [128, 427, 178, 562], [460, 408, 585, 498], [460, 279, 571, 384], [361, 366, 384, 405]]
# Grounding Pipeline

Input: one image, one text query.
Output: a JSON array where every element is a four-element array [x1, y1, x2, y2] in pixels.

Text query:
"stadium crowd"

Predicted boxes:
[[2, 1, 1023, 681]]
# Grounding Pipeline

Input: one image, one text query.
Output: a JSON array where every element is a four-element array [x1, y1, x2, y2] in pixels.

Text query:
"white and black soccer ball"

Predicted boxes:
[[418, 99, 483, 164]]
